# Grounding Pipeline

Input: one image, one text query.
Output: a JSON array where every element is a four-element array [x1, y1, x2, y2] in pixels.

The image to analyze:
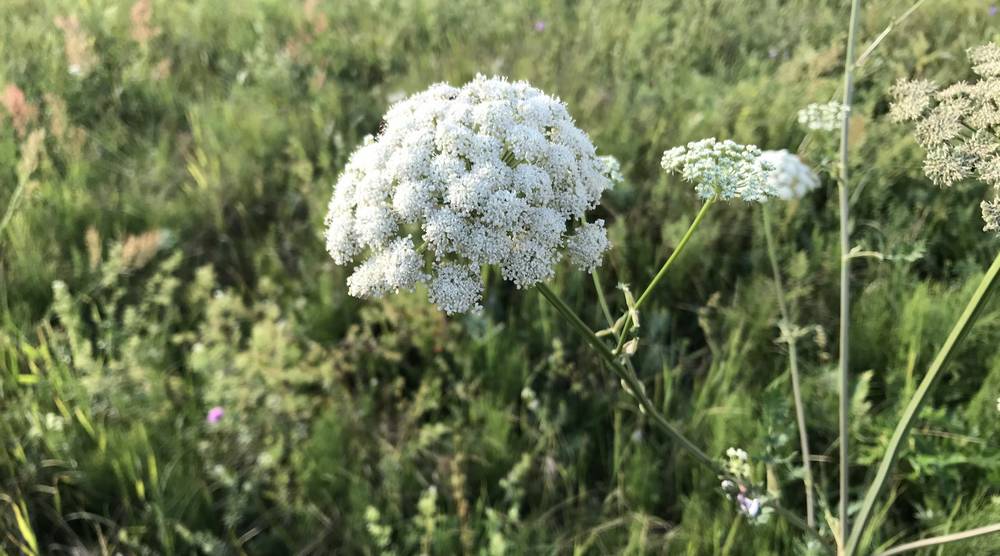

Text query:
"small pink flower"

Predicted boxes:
[[533, 20, 545, 32], [206, 406, 224, 424]]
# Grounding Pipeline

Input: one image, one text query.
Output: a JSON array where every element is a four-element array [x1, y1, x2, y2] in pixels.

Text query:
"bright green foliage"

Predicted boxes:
[[1, 0, 999, 554]]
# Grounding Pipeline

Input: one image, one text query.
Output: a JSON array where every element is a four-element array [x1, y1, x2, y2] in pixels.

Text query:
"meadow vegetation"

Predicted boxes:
[[1, 0, 999, 554]]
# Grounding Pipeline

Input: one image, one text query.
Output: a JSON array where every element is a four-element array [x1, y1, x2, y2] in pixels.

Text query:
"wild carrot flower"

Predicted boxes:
[[760, 150, 820, 200], [660, 138, 775, 202], [797, 101, 849, 132], [325, 75, 615, 314]]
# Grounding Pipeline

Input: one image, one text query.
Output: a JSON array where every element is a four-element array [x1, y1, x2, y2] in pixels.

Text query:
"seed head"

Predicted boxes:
[[889, 78, 937, 122]]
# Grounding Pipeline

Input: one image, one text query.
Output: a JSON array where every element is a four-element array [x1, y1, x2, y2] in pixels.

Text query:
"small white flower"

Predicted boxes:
[[427, 263, 483, 314], [760, 150, 820, 200], [325, 75, 614, 313], [346, 236, 427, 299], [797, 102, 849, 132], [661, 138, 776, 202], [566, 220, 610, 272]]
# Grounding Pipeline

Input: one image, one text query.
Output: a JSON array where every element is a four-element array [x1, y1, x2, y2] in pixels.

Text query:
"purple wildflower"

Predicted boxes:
[[991, 5, 998, 16], [534, 20, 545, 32], [207, 406, 224, 424], [737, 493, 761, 518]]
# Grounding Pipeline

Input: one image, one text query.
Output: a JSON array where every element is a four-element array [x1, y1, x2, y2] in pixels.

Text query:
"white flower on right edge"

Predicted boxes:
[[760, 149, 820, 200]]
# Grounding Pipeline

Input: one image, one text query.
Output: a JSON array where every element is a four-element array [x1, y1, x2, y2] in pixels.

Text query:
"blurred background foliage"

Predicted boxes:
[[1, 0, 999, 553]]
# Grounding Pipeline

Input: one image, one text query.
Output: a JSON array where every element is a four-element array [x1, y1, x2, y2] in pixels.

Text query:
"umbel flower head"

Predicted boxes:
[[890, 43, 1000, 233], [760, 149, 820, 200], [797, 101, 849, 132], [660, 138, 776, 202], [325, 75, 615, 314]]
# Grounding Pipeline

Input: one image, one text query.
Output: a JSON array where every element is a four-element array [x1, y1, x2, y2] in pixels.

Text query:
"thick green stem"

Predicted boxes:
[[762, 204, 815, 529], [845, 251, 1000, 555], [838, 0, 863, 548], [613, 198, 716, 354]]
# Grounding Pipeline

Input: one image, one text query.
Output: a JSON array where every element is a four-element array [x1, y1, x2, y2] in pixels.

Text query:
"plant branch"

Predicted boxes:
[[536, 282, 832, 552], [845, 250, 1000, 555], [612, 198, 716, 354], [762, 204, 815, 528], [536, 282, 717, 471]]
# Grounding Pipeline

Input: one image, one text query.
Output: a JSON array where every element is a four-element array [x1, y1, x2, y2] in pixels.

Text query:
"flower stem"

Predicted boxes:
[[613, 198, 716, 354], [761, 204, 815, 529], [837, 0, 863, 547], [536, 282, 833, 552], [537, 282, 718, 471], [845, 250, 1000, 555]]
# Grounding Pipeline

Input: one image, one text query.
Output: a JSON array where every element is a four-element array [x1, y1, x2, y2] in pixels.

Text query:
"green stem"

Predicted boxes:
[[762, 204, 815, 529], [536, 282, 717, 472], [592, 271, 616, 329], [536, 282, 832, 552], [845, 250, 1000, 555], [613, 198, 716, 354], [766, 500, 833, 553], [0, 179, 29, 243], [873, 522, 1000, 556], [838, 0, 863, 548]]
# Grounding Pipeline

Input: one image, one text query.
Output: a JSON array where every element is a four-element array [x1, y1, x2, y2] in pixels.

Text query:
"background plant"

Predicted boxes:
[[2, 1, 999, 554]]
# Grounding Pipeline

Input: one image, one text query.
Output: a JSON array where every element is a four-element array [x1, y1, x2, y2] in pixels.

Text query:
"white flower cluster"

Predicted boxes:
[[797, 101, 849, 132], [760, 149, 820, 200], [660, 138, 776, 202], [724, 447, 752, 479], [325, 75, 614, 314]]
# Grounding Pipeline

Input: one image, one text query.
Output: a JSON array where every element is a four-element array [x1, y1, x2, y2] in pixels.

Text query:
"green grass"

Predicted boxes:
[[1, 0, 999, 553]]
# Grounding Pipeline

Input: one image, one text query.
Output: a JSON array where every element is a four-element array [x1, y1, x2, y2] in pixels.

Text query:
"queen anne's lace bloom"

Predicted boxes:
[[661, 138, 775, 202], [565, 219, 610, 272], [760, 150, 820, 200], [797, 102, 849, 132], [325, 75, 614, 313]]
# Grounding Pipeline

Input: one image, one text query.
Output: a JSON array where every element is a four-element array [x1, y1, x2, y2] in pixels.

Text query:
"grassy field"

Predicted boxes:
[[2, 0, 1000, 554]]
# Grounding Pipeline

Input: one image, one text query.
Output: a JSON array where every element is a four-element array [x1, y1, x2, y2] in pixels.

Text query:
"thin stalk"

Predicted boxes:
[[613, 198, 716, 354], [761, 204, 815, 528], [845, 251, 1000, 555], [535, 282, 833, 552], [874, 523, 1000, 556], [837, 0, 863, 547], [766, 500, 832, 553], [536, 282, 717, 471], [592, 272, 616, 329]]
